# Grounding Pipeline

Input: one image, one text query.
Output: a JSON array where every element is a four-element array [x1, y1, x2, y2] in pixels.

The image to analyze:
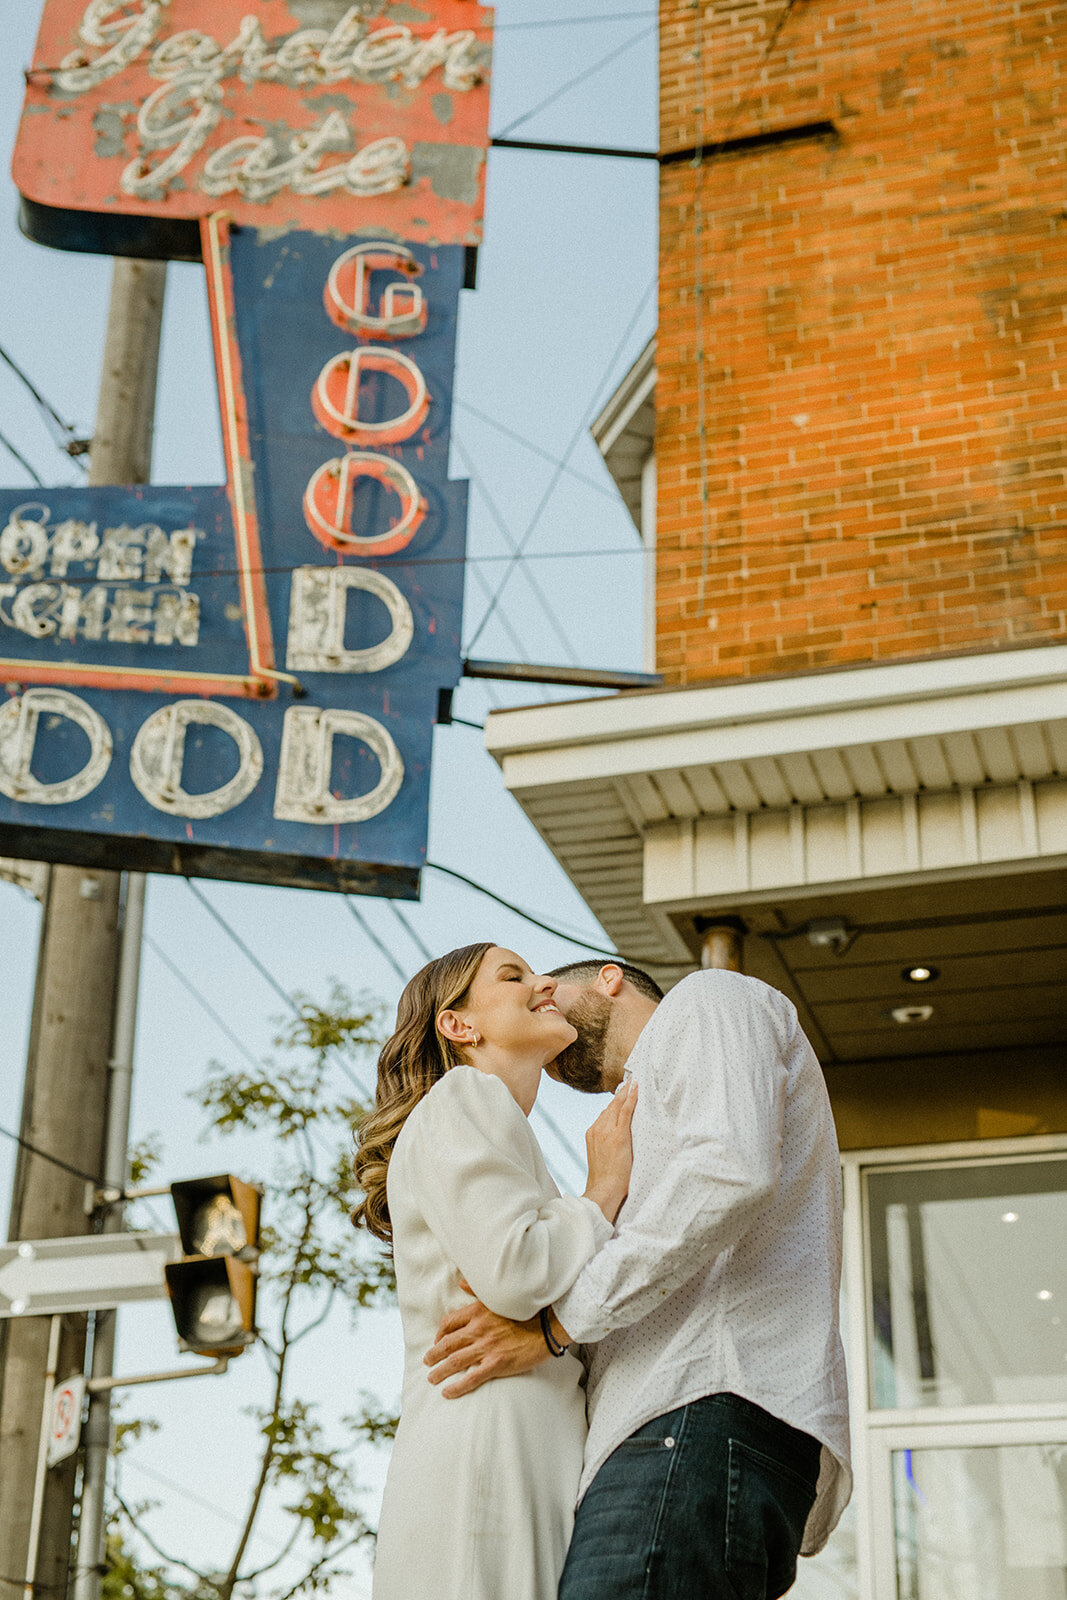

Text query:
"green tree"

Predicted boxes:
[[110, 986, 396, 1600]]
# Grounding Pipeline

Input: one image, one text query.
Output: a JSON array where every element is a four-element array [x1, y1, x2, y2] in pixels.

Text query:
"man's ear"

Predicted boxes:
[[598, 964, 625, 997]]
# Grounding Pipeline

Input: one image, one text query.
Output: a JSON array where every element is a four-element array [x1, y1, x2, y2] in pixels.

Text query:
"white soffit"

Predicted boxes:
[[485, 646, 1067, 967]]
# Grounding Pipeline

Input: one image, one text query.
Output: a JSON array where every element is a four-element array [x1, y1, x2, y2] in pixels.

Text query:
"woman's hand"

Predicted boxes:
[[583, 1080, 638, 1223]]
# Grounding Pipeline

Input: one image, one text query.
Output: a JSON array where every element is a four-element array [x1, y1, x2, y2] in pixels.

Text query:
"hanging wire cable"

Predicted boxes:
[[0, 1121, 101, 1186], [463, 274, 657, 655], [454, 399, 621, 502], [494, 22, 658, 138], [0, 340, 89, 467], [343, 896, 409, 985], [182, 878, 374, 1099], [424, 861, 630, 958], [384, 899, 434, 962], [453, 432, 579, 664], [0, 427, 44, 486], [495, 10, 655, 29], [143, 931, 267, 1074]]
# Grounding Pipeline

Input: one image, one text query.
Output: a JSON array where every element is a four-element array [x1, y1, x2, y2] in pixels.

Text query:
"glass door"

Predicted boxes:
[[847, 1141, 1067, 1600]]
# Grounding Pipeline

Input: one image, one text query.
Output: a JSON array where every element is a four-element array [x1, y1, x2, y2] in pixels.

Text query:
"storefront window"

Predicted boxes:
[[892, 1443, 1067, 1600], [867, 1159, 1067, 1409]]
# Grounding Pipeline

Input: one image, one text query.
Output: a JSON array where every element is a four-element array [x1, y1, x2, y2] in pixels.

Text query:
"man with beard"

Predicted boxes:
[[424, 960, 852, 1600]]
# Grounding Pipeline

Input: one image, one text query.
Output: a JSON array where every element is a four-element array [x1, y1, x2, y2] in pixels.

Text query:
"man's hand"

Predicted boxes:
[[425, 1290, 550, 1398]]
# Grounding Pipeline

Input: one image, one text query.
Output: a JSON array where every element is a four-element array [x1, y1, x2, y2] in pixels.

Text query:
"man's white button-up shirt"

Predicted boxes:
[[553, 969, 852, 1555]]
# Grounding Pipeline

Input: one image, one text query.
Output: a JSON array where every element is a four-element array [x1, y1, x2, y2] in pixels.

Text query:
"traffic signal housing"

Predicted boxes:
[[165, 1174, 261, 1357]]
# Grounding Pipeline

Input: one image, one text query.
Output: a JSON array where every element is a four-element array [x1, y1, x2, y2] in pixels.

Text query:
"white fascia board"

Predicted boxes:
[[486, 645, 1067, 788], [591, 339, 656, 458]]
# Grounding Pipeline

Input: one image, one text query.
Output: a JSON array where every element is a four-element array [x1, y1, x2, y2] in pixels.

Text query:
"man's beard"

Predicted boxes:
[[552, 991, 612, 1093]]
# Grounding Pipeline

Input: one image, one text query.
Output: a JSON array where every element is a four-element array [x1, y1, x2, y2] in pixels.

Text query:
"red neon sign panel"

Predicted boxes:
[[14, 1, 493, 249]]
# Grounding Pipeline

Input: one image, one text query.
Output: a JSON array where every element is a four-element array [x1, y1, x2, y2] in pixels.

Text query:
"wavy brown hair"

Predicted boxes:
[[352, 941, 494, 1243]]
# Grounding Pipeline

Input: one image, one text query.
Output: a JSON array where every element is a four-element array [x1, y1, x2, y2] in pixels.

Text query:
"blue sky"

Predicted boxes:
[[0, 3, 657, 1593]]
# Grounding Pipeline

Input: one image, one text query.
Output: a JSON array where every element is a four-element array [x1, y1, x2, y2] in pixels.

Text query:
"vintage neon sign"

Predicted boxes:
[[2, 0, 492, 894], [15, 0, 492, 255]]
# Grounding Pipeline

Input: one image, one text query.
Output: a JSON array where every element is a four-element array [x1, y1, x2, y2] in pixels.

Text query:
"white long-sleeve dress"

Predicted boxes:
[[372, 1065, 612, 1600]]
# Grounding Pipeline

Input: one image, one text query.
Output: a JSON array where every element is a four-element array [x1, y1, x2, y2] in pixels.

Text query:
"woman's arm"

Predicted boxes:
[[400, 1068, 625, 1322]]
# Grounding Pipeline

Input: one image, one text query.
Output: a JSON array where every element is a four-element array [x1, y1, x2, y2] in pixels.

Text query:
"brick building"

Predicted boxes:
[[487, 4, 1067, 1595]]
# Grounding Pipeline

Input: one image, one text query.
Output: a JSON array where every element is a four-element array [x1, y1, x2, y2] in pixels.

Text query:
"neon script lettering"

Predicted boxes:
[[54, 3, 484, 203]]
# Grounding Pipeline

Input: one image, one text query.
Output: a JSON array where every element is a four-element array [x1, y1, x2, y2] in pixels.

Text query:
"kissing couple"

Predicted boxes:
[[353, 943, 851, 1600]]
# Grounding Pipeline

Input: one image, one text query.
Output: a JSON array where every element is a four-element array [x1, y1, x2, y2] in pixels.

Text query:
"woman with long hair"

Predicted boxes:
[[353, 941, 636, 1600]]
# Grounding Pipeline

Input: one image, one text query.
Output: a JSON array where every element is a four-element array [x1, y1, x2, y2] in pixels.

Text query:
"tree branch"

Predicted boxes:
[[113, 1490, 209, 1583], [270, 1533, 366, 1600], [222, 1183, 318, 1596], [288, 1287, 337, 1346], [238, 1522, 301, 1581]]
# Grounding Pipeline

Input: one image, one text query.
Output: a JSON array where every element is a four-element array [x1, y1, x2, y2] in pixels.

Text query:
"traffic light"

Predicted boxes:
[[164, 1174, 261, 1357]]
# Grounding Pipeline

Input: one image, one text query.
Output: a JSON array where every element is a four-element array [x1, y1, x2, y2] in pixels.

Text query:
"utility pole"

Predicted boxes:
[[0, 256, 166, 1590]]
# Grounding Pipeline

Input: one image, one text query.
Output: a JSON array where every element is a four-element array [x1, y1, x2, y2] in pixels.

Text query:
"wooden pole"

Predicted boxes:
[[0, 257, 165, 1588]]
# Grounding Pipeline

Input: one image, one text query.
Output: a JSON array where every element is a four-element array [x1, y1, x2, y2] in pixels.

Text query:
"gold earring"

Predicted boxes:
[[469, 1031, 480, 1048]]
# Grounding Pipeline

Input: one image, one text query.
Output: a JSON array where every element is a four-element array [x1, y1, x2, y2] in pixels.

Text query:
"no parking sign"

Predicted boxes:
[[47, 1373, 86, 1469]]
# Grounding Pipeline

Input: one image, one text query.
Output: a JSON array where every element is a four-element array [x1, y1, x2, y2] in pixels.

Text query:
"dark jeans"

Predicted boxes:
[[558, 1393, 820, 1600]]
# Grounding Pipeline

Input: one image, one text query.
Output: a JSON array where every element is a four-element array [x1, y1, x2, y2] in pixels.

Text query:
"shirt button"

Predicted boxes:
[[664, 1436, 675, 1449]]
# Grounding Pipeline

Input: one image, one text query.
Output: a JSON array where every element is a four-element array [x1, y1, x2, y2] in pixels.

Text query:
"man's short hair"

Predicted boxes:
[[549, 958, 664, 1004]]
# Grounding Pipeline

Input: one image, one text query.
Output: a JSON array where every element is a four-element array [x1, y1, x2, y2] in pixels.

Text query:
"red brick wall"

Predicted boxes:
[[657, 0, 1067, 681]]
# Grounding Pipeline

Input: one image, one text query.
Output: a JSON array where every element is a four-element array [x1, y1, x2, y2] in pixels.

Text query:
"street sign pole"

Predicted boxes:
[[75, 865, 146, 1600], [0, 258, 164, 1590]]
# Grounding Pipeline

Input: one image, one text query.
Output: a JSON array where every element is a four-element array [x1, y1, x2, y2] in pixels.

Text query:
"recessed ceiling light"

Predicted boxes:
[[902, 965, 939, 983], [1002, 1212, 1019, 1223], [891, 1004, 934, 1024], [1038, 1290, 1053, 1301]]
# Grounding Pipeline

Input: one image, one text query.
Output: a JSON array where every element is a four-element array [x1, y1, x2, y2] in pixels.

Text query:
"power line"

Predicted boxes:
[[343, 896, 409, 985], [384, 899, 433, 963], [143, 930, 266, 1074], [453, 432, 579, 665], [0, 1120, 101, 1186], [0, 340, 89, 468], [494, 22, 658, 139], [454, 399, 621, 501], [495, 10, 655, 29], [423, 862, 622, 956], [0, 426, 44, 486], [182, 878, 375, 1100], [463, 273, 657, 654]]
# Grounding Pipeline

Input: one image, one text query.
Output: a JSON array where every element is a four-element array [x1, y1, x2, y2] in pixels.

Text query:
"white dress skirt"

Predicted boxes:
[[372, 1066, 612, 1600]]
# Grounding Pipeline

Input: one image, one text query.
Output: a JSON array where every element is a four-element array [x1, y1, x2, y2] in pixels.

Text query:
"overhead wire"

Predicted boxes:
[[453, 432, 579, 664], [0, 426, 44, 486], [494, 22, 658, 139], [343, 896, 409, 985], [454, 398, 621, 502], [0, 339, 89, 470], [494, 10, 656, 29], [182, 878, 375, 1100], [463, 273, 657, 655], [0, 1120, 102, 1186]]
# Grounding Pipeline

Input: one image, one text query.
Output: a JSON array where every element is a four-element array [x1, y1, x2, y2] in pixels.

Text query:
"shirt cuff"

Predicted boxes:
[[575, 1194, 614, 1248]]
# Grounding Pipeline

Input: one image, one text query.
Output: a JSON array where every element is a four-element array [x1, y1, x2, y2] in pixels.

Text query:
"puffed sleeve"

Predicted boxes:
[[395, 1066, 612, 1321]]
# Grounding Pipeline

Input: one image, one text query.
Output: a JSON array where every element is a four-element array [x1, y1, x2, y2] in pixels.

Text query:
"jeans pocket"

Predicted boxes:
[[724, 1437, 817, 1600]]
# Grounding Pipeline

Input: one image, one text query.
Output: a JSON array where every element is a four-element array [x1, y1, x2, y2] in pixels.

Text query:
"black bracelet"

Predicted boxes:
[[539, 1307, 567, 1358]]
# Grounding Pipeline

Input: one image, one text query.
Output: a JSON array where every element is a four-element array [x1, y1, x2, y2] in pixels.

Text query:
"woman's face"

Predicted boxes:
[[455, 947, 578, 1063]]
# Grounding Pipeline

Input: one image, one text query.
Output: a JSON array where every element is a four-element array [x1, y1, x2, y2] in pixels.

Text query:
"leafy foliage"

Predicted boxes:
[[110, 986, 395, 1600]]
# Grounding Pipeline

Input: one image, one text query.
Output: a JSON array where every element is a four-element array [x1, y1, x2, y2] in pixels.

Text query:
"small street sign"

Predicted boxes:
[[0, 1232, 181, 1318], [47, 1373, 86, 1468]]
